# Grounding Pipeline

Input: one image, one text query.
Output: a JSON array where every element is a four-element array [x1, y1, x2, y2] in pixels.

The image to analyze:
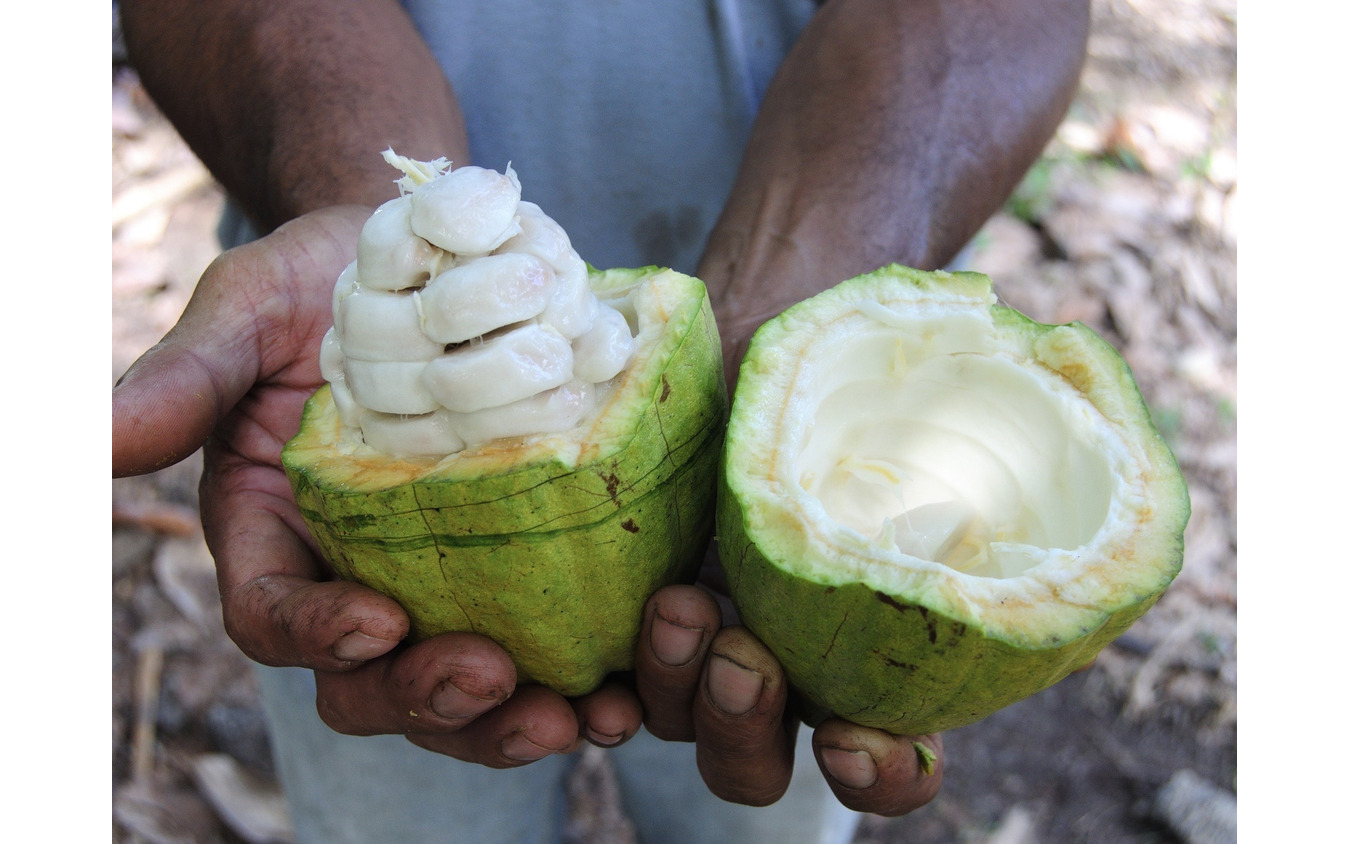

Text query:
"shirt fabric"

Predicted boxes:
[[399, 0, 819, 274]]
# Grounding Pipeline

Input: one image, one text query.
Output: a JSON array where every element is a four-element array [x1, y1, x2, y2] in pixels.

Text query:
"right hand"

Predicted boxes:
[[113, 206, 643, 766]]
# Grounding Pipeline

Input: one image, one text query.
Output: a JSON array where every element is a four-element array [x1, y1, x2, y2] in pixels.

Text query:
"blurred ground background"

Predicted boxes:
[[111, 0, 1237, 841]]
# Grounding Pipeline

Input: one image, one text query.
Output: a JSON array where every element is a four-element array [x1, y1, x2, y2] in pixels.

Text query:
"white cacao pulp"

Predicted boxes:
[[322, 152, 637, 458]]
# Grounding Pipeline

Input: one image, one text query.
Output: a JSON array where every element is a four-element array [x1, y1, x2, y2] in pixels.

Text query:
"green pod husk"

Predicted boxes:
[[718, 264, 1188, 735], [285, 267, 726, 696]]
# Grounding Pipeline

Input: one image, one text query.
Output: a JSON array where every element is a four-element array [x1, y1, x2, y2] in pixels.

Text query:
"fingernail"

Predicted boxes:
[[651, 613, 704, 667], [820, 747, 878, 790], [333, 631, 395, 662], [586, 728, 626, 747], [706, 653, 763, 715], [430, 680, 499, 720], [501, 731, 555, 762]]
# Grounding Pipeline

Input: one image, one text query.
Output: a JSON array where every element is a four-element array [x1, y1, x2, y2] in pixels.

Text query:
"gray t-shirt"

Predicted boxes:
[[400, 0, 818, 274]]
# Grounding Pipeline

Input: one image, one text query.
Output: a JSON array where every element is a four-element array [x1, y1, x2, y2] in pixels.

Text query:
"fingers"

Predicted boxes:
[[812, 720, 943, 817], [316, 635, 580, 770], [209, 474, 583, 770], [225, 574, 411, 670], [635, 585, 723, 741], [571, 679, 645, 749], [406, 685, 581, 769], [318, 639, 643, 766], [200, 439, 410, 667], [692, 626, 796, 807], [209, 480, 580, 768], [644, 606, 944, 815], [313, 631, 515, 732]]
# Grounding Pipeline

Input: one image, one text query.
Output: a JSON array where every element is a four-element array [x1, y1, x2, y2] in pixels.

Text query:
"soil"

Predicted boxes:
[[111, 1, 1237, 841]]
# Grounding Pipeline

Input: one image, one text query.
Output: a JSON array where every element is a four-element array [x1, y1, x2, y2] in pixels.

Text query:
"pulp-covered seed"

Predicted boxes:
[[451, 382, 597, 445], [571, 303, 635, 383], [317, 154, 660, 459], [319, 327, 345, 384], [360, 409, 466, 458], [410, 165, 523, 255], [418, 253, 556, 344], [497, 201, 579, 271], [421, 323, 574, 413], [332, 261, 358, 328], [344, 359, 440, 415], [357, 197, 445, 291], [882, 501, 981, 565], [338, 286, 445, 362], [328, 378, 365, 429], [541, 259, 599, 339]]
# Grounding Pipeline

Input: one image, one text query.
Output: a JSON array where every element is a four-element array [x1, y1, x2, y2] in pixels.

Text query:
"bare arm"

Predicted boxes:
[[115, 1, 607, 769], [658, 0, 1091, 812], [119, 0, 470, 231], [701, 0, 1090, 375]]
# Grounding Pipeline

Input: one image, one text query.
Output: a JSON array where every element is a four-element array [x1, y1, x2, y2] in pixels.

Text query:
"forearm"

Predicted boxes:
[[701, 0, 1090, 367], [120, 0, 468, 231]]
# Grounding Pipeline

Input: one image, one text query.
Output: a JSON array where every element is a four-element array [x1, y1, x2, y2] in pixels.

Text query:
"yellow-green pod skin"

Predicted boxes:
[[718, 264, 1188, 736], [284, 268, 726, 697]]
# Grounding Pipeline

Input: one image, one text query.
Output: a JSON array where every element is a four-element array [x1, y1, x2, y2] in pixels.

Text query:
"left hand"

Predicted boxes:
[[633, 0, 1093, 811]]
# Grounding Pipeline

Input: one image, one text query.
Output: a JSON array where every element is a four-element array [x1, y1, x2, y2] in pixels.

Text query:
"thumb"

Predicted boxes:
[[112, 205, 372, 479], [112, 267, 261, 478]]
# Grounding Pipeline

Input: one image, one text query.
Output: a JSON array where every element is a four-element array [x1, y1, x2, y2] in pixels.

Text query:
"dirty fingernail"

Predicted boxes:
[[586, 728, 626, 747], [333, 631, 395, 662], [820, 747, 878, 790], [651, 614, 703, 667], [431, 680, 498, 720], [707, 653, 763, 715], [501, 731, 555, 762]]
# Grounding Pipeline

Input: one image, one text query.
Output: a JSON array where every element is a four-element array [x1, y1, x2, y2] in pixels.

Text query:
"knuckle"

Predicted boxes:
[[220, 597, 284, 666], [642, 715, 695, 743], [314, 694, 360, 735], [313, 685, 384, 737], [220, 576, 317, 667]]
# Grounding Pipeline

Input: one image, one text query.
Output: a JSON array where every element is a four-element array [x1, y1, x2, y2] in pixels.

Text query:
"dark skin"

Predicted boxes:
[[115, 0, 1088, 814]]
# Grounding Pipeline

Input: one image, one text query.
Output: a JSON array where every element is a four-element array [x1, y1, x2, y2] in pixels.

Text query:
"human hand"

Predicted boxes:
[[633, 584, 943, 815], [112, 206, 644, 767], [647, 314, 944, 815]]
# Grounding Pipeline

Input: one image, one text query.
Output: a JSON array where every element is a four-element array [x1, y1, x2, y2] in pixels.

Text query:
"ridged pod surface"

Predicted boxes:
[[285, 267, 725, 696], [718, 265, 1188, 735]]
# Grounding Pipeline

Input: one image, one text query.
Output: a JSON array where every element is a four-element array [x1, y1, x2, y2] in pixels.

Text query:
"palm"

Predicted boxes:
[[193, 213, 359, 585]]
